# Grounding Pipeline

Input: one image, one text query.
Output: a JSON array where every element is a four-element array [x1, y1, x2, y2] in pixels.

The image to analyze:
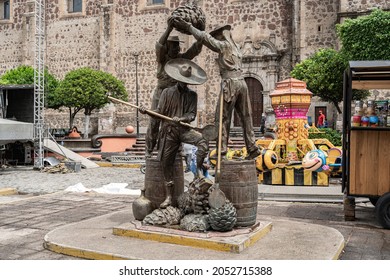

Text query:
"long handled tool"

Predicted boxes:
[[208, 91, 227, 209], [108, 96, 217, 141]]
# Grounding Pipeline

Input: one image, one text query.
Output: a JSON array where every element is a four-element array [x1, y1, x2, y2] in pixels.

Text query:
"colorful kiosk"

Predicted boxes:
[[255, 78, 338, 186]]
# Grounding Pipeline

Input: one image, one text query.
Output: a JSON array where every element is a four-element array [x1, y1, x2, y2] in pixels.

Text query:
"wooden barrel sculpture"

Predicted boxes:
[[219, 160, 258, 227], [144, 157, 184, 210]]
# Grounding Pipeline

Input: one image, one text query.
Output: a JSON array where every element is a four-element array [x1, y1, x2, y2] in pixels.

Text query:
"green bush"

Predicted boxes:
[[0, 65, 58, 95], [308, 128, 342, 147], [51, 67, 128, 136]]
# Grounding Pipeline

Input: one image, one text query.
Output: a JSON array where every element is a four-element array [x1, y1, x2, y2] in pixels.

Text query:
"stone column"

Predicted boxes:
[[265, 56, 278, 112], [98, 102, 116, 134], [99, 3, 115, 73], [22, 2, 35, 65], [98, 3, 117, 134], [291, 0, 301, 65]]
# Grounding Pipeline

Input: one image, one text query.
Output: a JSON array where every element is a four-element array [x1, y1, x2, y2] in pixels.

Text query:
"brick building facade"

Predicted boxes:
[[0, 0, 388, 134]]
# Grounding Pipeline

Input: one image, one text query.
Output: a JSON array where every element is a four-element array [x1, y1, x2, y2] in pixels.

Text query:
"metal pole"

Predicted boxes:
[[134, 53, 140, 137], [33, 0, 45, 169]]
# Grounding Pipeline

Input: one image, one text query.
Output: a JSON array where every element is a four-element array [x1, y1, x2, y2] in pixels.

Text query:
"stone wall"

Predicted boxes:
[[340, 0, 390, 13], [299, 0, 340, 59], [0, 0, 388, 134], [0, 1, 29, 73]]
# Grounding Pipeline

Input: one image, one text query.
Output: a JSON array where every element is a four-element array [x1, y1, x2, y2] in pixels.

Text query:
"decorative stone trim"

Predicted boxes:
[[91, 133, 137, 148]]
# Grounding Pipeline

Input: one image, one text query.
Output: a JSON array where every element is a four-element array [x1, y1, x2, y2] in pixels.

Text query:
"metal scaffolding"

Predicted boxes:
[[33, 0, 45, 169]]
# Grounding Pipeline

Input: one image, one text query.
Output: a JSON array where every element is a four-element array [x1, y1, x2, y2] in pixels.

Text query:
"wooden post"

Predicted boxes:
[[343, 191, 356, 221]]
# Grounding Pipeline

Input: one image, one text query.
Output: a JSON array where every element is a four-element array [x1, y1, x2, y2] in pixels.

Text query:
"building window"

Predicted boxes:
[[141, 0, 168, 11], [68, 0, 82, 13], [148, 0, 164, 5], [1, 0, 10, 20]]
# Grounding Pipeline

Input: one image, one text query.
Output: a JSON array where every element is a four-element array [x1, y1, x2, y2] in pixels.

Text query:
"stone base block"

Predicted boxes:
[[113, 220, 272, 253]]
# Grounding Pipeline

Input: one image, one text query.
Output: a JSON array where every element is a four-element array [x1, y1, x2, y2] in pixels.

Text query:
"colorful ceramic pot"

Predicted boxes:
[[352, 115, 361, 127], [369, 115, 379, 127], [361, 116, 369, 127]]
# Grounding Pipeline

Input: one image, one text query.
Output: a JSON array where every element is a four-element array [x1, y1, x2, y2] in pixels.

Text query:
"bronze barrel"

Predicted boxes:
[[144, 157, 184, 210], [219, 160, 258, 227]]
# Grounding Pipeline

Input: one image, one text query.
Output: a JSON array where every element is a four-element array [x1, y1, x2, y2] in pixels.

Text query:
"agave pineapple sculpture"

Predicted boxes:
[[208, 201, 237, 232], [169, 4, 206, 34]]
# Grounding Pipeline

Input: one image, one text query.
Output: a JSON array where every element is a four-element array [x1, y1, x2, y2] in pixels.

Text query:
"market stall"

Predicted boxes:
[[342, 60, 390, 229]]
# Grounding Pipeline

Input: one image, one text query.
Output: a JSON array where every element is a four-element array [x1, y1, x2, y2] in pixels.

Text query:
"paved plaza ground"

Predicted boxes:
[[0, 165, 389, 260]]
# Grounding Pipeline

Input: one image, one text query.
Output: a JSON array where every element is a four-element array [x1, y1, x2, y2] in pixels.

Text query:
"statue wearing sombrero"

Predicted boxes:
[[174, 18, 261, 161], [144, 17, 203, 159], [139, 58, 209, 208]]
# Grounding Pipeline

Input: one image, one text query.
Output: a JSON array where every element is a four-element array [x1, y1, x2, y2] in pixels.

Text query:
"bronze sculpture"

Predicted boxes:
[[140, 58, 209, 209], [144, 17, 203, 159], [174, 19, 261, 160], [136, 5, 249, 231]]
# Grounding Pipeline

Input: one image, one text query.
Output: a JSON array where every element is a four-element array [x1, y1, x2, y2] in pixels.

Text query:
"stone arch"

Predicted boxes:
[[240, 36, 280, 115], [244, 72, 266, 90]]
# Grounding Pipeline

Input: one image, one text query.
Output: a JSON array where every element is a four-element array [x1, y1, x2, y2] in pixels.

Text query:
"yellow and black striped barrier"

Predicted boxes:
[[262, 165, 328, 186]]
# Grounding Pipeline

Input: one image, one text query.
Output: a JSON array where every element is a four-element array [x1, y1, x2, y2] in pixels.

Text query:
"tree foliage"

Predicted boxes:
[[50, 67, 127, 134], [336, 9, 390, 61], [291, 10, 390, 114], [308, 128, 342, 147], [291, 49, 368, 113], [0, 65, 58, 95]]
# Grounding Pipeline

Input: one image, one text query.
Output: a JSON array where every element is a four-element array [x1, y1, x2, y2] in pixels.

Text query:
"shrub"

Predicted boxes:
[[308, 128, 342, 146]]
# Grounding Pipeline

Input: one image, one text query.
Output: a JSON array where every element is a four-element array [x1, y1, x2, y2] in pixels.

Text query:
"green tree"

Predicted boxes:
[[52, 67, 127, 138], [337, 9, 390, 60], [291, 49, 368, 114], [0, 65, 58, 95], [291, 9, 390, 117]]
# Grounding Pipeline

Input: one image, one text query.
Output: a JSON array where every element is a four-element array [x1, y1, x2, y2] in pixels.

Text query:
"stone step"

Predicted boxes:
[[129, 138, 246, 146], [131, 144, 147, 148], [126, 147, 147, 152], [59, 139, 92, 149], [124, 137, 248, 157], [127, 144, 247, 150]]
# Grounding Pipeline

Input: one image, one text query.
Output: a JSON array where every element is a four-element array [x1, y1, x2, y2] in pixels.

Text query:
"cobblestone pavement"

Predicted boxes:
[[0, 166, 389, 260], [0, 192, 132, 260]]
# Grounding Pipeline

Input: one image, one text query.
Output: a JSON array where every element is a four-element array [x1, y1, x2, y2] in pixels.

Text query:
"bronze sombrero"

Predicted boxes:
[[209, 24, 231, 37], [164, 58, 207, 85]]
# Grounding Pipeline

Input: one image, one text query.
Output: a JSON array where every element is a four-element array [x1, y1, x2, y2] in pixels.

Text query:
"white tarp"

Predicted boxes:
[[65, 182, 140, 195]]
